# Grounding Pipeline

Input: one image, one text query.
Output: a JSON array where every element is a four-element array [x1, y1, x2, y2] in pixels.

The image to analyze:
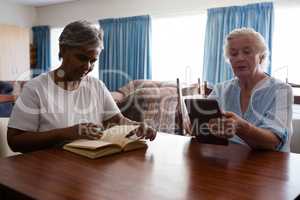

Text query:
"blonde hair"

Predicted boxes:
[[223, 27, 269, 69]]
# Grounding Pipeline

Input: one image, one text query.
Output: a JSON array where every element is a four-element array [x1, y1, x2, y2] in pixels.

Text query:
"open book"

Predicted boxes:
[[63, 125, 147, 159]]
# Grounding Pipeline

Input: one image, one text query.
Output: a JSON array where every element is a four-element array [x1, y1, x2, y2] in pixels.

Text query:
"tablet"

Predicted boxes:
[[184, 98, 228, 145]]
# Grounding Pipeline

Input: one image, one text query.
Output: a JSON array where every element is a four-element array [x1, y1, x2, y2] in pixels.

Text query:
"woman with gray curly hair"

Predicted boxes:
[[7, 20, 156, 153], [208, 27, 293, 152]]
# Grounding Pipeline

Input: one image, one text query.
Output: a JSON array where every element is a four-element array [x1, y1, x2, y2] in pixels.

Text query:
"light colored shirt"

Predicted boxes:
[[209, 77, 293, 152], [8, 72, 120, 132]]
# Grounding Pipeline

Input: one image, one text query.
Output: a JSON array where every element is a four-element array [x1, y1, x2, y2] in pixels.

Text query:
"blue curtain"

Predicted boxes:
[[99, 15, 152, 91], [32, 26, 51, 78], [202, 2, 274, 85]]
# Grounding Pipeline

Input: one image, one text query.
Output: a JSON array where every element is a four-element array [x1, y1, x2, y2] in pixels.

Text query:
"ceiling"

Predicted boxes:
[[8, 0, 79, 7]]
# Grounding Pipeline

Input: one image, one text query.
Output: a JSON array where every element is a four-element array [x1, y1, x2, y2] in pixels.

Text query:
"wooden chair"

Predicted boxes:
[[288, 82, 300, 104], [176, 78, 203, 135], [176, 78, 185, 135], [289, 82, 300, 153]]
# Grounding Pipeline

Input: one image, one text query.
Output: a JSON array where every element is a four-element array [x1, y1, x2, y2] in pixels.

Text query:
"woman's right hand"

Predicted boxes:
[[66, 123, 104, 140]]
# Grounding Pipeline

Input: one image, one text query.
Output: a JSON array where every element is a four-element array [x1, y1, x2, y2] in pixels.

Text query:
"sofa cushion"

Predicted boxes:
[[0, 102, 13, 118]]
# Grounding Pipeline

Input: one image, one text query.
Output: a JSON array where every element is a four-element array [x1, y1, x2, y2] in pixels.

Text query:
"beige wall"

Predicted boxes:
[[0, 0, 36, 28], [0, 0, 34, 81], [0, 24, 30, 80]]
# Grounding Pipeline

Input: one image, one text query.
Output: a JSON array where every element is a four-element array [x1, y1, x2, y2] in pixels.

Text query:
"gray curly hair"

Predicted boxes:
[[223, 27, 269, 69], [58, 20, 104, 58]]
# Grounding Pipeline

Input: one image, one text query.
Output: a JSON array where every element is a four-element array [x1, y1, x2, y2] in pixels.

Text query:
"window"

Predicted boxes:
[[152, 14, 206, 84], [50, 27, 99, 79], [50, 27, 63, 70], [272, 7, 300, 84]]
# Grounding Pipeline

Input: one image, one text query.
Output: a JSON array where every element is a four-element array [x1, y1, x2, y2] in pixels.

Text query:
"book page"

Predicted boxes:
[[64, 125, 140, 150], [63, 145, 121, 159], [65, 139, 115, 150], [101, 125, 140, 147]]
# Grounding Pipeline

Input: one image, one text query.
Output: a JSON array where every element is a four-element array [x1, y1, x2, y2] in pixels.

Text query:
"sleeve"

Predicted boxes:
[[258, 84, 293, 151], [100, 82, 121, 121], [8, 84, 40, 132]]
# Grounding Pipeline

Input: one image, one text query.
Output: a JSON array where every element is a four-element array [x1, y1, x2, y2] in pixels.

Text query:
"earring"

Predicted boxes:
[[57, 69, 65, 78]]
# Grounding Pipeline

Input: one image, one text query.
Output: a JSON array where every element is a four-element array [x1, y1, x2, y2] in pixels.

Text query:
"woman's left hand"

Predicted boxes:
[[126, 122, 157, 141]]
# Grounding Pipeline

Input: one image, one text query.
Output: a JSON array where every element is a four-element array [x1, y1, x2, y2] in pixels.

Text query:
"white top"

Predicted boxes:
[[8, 73, 120, 132]]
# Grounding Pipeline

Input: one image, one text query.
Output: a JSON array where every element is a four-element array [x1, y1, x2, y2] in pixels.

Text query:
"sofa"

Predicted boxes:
[[0, 81, 26, 117], [111, 80, 200, 134], [0, 81, 14, 117], [111, 80, 178, 133]]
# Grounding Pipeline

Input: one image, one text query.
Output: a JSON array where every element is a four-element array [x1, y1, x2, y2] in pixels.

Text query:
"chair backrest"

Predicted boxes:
[[288, 83, 300, 104], [291, 118, 300, 153], [176, 78, 202, 135], [176, 78, 185, 135]]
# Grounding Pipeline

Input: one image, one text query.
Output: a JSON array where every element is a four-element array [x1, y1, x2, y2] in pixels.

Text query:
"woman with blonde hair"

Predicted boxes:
[[208, 27, 293, 152]]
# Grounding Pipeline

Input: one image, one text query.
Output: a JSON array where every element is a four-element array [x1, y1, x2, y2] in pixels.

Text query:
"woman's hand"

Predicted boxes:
[[208, 111, 247, 138], [126, 122, 157, 141], [103, 113, 157, 141], [67, 123, 104, 140]]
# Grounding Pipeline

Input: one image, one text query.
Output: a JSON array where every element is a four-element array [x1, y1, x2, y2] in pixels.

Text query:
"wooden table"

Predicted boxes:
[[0, 133, 300, 200]]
